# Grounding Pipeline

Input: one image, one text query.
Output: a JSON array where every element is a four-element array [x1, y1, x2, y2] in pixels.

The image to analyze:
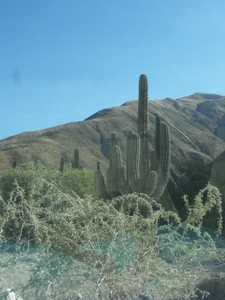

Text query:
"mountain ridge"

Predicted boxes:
[[0, 93, 224, 183]]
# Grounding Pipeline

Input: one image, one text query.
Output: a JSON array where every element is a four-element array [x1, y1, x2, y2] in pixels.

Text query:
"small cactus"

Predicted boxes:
[[59, 157, 65, 172], [94, 74, 171, 202], [13, 160, 17, 169], [72, 149, 79, 169]]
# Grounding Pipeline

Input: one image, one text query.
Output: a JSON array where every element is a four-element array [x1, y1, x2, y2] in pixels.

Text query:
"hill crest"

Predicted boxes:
[[0, 93, 224, 182]]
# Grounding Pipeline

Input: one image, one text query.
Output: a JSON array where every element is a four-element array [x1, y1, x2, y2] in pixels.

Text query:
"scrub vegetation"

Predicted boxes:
[[0, 166, 224, 299]]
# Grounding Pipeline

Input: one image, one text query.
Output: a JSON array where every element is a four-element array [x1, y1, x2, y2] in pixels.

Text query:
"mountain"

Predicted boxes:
[[0, 93, 225, 186]]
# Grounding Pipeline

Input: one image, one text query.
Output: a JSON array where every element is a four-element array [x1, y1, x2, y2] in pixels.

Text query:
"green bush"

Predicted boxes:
[[0, 166, 42, 207], [59, 167, 97, 198], [169, 158, 212, 219], [0, 163, 97, 204]]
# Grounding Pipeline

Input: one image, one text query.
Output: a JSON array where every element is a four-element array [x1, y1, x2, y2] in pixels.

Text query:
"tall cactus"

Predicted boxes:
[[138, 74, 150, 190], [94, 74, 171, 201]]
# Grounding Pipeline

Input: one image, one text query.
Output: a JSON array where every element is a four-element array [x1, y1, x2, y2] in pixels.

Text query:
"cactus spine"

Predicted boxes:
[[94, 74, 171, 201]]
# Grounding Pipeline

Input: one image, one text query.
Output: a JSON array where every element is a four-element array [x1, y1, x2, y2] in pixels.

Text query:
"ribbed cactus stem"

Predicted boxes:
[[126, 130, 141, 192], [109, 132, 118, 167], [106, 132, 121, 197], [72, 149, 79, 169], [110, 145, 129, 195], [138, 74, 149, 137], [152, 117, 171, 199], [59, 157, 64, 172], [155, 116, 161, 157], [94, 162, 110, 200], [143, 170, 157, 196], [138, 74, 150, 190], [106, 132, 129, 197]]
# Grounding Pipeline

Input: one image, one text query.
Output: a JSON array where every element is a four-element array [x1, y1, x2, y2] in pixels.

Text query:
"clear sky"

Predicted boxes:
[[0, 0, 224, 140]]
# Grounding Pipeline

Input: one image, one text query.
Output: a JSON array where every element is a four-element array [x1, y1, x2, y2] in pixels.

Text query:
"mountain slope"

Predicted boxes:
[[0, 93, 224, 185]]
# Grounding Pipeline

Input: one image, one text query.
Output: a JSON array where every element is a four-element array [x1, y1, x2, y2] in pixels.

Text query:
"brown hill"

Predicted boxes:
[[0, 93, 224, 187]]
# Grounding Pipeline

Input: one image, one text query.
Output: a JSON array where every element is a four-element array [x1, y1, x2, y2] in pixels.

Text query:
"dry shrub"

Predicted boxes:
[[0, 180, 224, 299]]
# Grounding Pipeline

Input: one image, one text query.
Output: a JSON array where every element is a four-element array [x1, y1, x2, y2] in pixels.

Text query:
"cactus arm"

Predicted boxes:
[[106, 132, 127, 197], [113, 145, 130, 195], [94, 162, 110, 200], [154, 116, 161, 160], [143, 170, 158, 196], [105, 132, 119, 197], [107, 143, 130, 196], [94, 169, 110, 200], [106, 167, 120, 198], [126, 130, 141, 192], [118, 164, 130, 194], [109, 132, 118, 167], [152, 118, 171, 200], [144, 170, 158, 196]]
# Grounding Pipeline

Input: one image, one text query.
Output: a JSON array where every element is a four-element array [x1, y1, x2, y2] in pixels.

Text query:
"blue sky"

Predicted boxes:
[[0, 0, 224, 140]]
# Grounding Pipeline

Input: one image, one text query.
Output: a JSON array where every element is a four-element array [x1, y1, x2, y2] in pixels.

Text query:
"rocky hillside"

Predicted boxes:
[[0, 93, 224, 186]]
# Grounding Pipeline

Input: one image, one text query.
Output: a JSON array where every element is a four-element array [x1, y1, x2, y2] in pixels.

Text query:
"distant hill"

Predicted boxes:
[[0, 93, 224, 188]]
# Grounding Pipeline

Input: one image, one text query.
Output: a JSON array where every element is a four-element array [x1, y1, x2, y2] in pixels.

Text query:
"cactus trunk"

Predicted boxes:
[[138, 74, 150, 190], [72, 149, 79, 169], [59, 157, 64, 172]]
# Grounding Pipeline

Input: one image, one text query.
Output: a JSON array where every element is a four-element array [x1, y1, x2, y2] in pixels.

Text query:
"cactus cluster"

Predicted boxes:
[[94, 74, 171, 201], [59, 148, 80, 172]]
